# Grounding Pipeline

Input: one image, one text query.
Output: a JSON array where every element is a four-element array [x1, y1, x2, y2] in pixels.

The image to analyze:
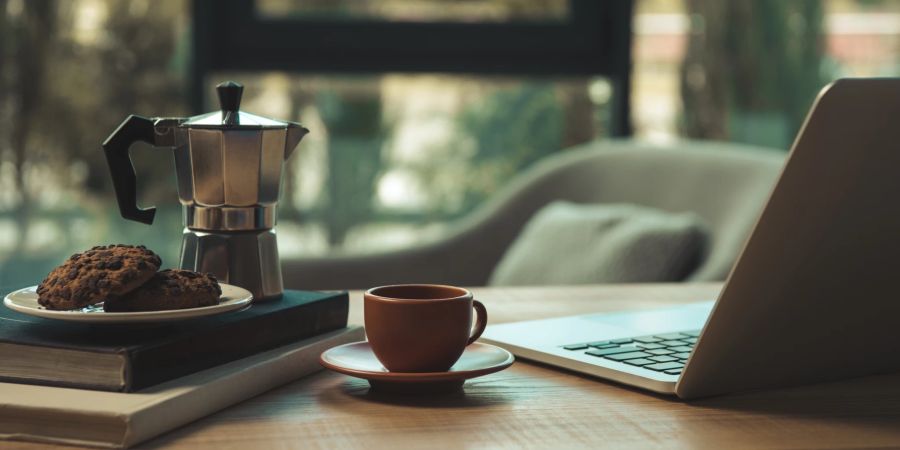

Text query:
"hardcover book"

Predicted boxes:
[[0, 289, 349, 391], [0, 326, 366, 449]]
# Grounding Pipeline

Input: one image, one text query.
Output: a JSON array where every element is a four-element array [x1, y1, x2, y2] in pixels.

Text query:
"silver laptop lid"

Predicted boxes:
[[677, 78, 900, 399]]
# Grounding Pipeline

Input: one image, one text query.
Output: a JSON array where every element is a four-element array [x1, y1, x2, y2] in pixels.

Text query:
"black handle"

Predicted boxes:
[[101, 115, 158, 225], [216, 81, 243, 125]]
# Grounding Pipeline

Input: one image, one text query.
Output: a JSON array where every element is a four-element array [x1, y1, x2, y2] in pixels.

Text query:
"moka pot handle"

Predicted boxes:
[[102, 115, 158, 225]]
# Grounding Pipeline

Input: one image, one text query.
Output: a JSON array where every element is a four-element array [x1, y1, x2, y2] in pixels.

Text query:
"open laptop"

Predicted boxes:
[[481, 78, 900, 399]]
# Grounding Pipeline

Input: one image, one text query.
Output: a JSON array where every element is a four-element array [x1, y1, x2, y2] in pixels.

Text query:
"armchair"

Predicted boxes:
[[283, 140, 785, 290]]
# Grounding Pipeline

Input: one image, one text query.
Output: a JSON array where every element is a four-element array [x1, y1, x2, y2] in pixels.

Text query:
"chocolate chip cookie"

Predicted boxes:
[[103, 269, 222, 312], [36, 245, 162, 310]]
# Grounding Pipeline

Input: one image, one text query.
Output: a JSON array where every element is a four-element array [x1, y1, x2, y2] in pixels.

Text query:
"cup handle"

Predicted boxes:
[[467, 300, 488, 345]]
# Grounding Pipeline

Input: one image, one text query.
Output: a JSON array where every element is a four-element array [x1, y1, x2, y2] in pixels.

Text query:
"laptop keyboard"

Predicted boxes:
[[562, 330, 700, 375]]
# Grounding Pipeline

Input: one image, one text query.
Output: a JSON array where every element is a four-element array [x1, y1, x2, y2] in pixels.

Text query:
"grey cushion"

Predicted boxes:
[[488, 202, 709, 286]]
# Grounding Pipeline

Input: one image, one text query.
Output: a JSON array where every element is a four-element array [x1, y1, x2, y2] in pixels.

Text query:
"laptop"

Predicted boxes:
[[481, 78, 900, 399]]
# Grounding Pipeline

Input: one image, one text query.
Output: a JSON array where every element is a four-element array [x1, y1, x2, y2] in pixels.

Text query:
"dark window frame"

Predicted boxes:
[[191, 0, 633, 136]]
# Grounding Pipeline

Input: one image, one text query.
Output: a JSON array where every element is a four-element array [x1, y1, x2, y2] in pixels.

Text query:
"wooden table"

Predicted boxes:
[[11, 283, 900, 449]]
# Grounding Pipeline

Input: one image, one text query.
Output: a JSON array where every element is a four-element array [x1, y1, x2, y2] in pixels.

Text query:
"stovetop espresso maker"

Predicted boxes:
[[102, 81, 308, 301]]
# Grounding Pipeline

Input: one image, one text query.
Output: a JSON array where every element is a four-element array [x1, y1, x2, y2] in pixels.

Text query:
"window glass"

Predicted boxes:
[[632, 0, 900, 148], [206, 73, 612, 256]]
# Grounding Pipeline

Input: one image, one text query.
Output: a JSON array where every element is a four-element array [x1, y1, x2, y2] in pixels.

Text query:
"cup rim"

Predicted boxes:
[[365, 284, 472, 303]]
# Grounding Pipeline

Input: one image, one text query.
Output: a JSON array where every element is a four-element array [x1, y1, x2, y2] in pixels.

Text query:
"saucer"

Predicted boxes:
[[320, 341, 515, 393], [3, 283, 253, 324]]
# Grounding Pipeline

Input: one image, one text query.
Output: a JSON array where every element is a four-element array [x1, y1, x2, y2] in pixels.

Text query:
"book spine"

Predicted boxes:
[[125, 293, 349, 391], [0, 410, 126, 449]]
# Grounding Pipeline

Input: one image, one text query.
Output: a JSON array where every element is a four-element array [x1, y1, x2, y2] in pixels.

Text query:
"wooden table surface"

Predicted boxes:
[[11, 283, 900, 449]]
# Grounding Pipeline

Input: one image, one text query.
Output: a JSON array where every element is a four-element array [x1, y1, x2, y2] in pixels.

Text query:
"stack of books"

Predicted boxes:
[[0, 290, 362, 448]]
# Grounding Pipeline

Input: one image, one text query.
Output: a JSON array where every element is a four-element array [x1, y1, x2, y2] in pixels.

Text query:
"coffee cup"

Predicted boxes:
[[364, 284, 488, 372]]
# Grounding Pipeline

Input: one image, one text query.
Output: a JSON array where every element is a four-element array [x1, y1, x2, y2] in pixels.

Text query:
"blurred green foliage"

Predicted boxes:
[[680, 0, 829, 149], [0, 0, 188, 290], [316, 89, 385, 246], [455, 83, 563, 212]]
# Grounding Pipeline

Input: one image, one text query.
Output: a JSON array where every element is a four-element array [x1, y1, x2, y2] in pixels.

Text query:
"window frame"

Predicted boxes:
[[190, 0, 634, 136]]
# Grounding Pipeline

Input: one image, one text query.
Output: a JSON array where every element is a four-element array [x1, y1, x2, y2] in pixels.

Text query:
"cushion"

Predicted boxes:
[[488, 202, 709, 286]]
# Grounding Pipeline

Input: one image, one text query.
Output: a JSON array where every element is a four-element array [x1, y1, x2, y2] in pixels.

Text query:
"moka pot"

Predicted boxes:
[[102, 81, 308, 301]]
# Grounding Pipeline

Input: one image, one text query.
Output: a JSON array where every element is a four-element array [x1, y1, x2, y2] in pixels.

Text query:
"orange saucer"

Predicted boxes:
[[320, 341, 514, 394]]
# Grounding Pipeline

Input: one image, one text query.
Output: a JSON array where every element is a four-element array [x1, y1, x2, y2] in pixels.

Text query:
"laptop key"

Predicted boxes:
[[587, 341, 611, 347], [669, 346, 694, 353], [637, 343, 665, 350], [633, 336, 662, 344], [622, 358, 655, 366], [593, 343, 620, 349], [654, 332, 689, 340], [611, 338, 633, 344], [604, 351, 653, 361], [682, 330, 702, 337], [673, 352, 692, 359], [645, 348, 675, 355], [648, 355, 678, 363], [664, 369, 683, 375], [644, 361, 684, 371], [684, 337, 698, 344], [563, 344, 589, 350], [659, 340, 688, 347], [586, 346, 644, 357]]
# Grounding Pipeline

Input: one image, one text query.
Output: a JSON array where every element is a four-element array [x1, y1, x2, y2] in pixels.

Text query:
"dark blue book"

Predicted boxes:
[[0, 290, 348, 392]]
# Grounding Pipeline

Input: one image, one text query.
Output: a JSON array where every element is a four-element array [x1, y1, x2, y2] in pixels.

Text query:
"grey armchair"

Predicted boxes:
[[283, 140, 785, 290]]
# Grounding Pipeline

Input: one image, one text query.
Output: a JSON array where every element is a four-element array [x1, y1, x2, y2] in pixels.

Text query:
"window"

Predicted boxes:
[[2, 0, 898, 289], [0, 0, 630, 287], [192, 0, 632, 255]]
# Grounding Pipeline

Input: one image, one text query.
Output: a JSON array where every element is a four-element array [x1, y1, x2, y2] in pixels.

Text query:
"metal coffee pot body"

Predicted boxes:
[[102, 81, 308, 301]]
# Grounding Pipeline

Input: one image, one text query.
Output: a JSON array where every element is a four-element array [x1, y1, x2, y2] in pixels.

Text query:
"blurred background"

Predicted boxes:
[[0, 0, 898, 288]]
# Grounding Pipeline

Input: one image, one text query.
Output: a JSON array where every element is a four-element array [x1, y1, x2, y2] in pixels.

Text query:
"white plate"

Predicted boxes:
[[3, 283, 253, 324]]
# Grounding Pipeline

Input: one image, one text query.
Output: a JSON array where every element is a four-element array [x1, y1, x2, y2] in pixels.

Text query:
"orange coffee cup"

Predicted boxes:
[[364, 284, 488, 372]]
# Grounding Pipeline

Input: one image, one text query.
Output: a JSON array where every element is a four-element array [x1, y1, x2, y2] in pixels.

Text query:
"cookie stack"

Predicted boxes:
[[36, 245, 222, 312]]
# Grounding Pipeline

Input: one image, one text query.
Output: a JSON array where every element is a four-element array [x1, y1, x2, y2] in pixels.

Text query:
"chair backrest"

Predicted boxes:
[[472, 139, 786, 281]]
